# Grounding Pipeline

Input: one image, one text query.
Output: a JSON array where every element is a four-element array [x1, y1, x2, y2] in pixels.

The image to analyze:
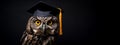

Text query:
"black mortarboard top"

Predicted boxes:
[[27, 1, 60, 17]]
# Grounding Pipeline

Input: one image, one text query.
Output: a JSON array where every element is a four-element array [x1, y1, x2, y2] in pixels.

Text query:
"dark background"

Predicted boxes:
[[0, 0, 98, 45]]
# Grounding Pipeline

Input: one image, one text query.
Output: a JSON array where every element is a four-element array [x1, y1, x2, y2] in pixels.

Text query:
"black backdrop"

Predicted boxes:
[[0, 0, 97, 45]]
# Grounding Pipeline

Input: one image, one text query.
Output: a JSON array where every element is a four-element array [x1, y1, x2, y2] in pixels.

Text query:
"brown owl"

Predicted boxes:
[[20, 1, 63, 45]]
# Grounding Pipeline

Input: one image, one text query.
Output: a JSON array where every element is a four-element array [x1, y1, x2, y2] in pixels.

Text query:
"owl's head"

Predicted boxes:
[[26, 16, 59, 36]]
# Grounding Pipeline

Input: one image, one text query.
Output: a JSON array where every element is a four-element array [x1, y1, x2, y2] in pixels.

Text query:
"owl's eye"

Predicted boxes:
[[47, 20, 53, 26], [35, 20, 41, 26]]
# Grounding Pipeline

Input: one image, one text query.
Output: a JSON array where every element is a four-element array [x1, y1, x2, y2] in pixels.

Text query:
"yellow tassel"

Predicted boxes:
[[58, 8, 63, 35]]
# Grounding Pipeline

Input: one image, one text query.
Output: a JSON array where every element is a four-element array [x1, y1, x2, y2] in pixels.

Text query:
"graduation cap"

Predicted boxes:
[[27, 1, 63, 35]]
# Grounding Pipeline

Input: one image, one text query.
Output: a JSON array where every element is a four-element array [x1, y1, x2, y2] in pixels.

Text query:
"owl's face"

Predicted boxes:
[[28, 16, 58, 36]]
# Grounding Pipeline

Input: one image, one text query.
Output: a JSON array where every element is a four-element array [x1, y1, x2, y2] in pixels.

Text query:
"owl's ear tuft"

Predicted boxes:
[[26, 16, 33, 34]]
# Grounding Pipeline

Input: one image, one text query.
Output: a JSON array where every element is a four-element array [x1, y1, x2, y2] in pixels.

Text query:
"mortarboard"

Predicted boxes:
[[27, 1, 63, 35], [28, 1, 60, 17]]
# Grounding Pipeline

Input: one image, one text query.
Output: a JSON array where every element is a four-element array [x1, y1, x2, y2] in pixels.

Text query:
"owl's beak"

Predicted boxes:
[[42, 24, 46, 32]]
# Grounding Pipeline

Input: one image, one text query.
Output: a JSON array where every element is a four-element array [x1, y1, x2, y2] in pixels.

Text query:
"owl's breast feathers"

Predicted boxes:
[[21, 31, 55, 45]]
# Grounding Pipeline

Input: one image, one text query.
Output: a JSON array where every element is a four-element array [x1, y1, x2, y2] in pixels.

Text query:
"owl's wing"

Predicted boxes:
[[20, 30, 29, 45], [20, 30, 36, 45], [20, 31, 27, 41]]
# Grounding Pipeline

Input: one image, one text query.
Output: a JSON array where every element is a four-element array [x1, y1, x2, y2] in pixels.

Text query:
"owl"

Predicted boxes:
[[20, 2, 62, 45]]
